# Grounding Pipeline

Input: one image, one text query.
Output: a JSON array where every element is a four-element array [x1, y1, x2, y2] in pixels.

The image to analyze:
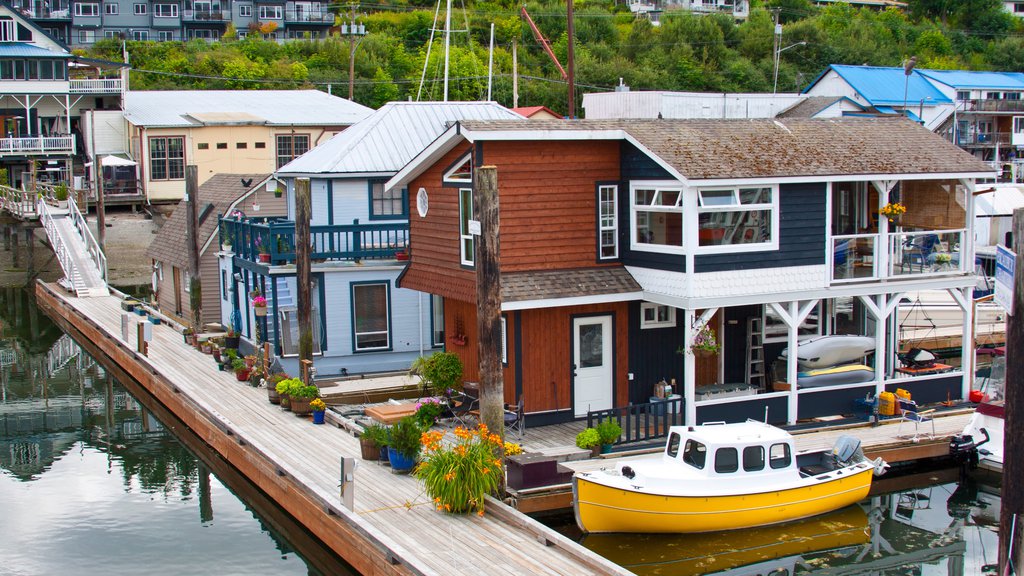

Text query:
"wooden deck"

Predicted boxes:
[[35, 283, 628, 576]]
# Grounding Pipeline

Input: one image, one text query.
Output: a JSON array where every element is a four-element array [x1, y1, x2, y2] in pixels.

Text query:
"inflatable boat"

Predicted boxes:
[[797, 364, 874, 388], [781, 335, 875, 370]]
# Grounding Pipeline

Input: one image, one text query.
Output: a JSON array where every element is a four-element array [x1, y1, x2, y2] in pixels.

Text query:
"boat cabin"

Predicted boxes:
[[664, 421, 793, 478]]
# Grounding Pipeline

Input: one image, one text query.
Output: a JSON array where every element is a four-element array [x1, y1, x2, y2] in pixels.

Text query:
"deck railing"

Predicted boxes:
[[0, 135, 74, 155], [220, 216, 409, 264], [0, 185, 38, 218], [831, 228, 966, 284], [586, 396, 684, 446], [69, 78, 123, 93]]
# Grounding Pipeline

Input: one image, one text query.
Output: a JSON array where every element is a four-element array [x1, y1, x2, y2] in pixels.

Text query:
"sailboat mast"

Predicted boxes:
[[443, 0, 452, 101]]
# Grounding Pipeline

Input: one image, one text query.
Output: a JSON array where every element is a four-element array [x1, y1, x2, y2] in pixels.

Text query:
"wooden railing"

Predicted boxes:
[[220, 217, 409, 265], [0, 185, 37, 218], [586, 396, 684, 446]]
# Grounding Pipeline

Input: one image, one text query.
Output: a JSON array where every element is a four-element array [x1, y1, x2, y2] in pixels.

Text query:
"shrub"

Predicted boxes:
[[575, 428, 600, 449], [596, 418, 622, 445], [291, 384, 320, 400], [361, 422, 389, 448], [416, 424, 507, 515], [388, 416, 423, 459], [414, 398, 444, 427], [410, 352, 464, 396]]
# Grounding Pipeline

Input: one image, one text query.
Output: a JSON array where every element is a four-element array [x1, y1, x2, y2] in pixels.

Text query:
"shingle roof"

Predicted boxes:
[[776, 96, 848, 118], [146, 174, 271, 267], [125, 91, 372, 128], [457, 117, 993, 180], [277, 101, 521, 175], [501, 267, 640, 303]]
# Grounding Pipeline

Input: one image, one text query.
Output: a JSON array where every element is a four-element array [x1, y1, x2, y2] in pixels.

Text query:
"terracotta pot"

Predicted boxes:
[[235, 369, 250, 381], [258, 253, 271, 263]]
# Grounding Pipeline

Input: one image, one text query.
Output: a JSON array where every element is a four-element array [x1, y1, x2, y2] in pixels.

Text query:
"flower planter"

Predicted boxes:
[[387, 447, 416, 473], [268, 387, 280, 404], [134, 308, 146, 316], [312, 410, 325, 425], [280, 393, 292, 411], [590, 445, 601, 458], [360, 438, 379, 460], [235, 369, 250, 381], [254, 306, 268, 317], [258, 253, 271, 263], [379, 446, 390, 465], [150, 317, 161, 325], [291, 396, 313, 416], [600, 444, 613, 454], [217, 363, 226, 371]]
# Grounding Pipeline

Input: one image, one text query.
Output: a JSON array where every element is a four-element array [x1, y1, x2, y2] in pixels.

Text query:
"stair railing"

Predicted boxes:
[[67, 192, 107, 281]]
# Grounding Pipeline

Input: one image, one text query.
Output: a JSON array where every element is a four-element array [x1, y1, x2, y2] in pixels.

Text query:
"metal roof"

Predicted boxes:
[[806, 65, 951, 106], [276, 101, 522, 175], [0, 42, 68, 58], [124, 90, 373, 128], [917, 69, 1024, 91]]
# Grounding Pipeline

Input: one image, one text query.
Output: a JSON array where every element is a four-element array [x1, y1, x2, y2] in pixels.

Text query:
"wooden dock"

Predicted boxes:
[[35, 282, 629, 576]]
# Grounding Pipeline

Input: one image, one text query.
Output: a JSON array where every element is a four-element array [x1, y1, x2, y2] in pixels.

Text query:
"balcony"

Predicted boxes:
[[831, 229, 966, 284], [220, 217, 409, 265], [14, 6, 71, 19], [0, 135, 74, 156], [183, 9, 231, 22], [962, 99, 1024, 113], [957, 131, 1011, 147], [69, 78, 122, 94], [284, 8, 332, 23]]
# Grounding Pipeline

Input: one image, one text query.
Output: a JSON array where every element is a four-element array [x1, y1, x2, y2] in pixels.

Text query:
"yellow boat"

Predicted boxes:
[[573, 420, 886, 534]]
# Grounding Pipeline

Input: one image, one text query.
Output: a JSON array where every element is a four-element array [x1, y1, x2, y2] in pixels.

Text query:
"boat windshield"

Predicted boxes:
[[682, 440, 707, 469], [769, 443, 791, 469], [666, 432, 681, 457]]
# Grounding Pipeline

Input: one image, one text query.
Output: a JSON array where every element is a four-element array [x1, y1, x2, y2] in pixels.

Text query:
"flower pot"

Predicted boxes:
[[182, 333, 191, 345], [218, 363, 226, 371], [258, 253, 271, 263], [224, 336, 240, 349], [235, 369, 250, 382], [274, 190, 282, 198], [268, 387, 280, 404], [360, 437, 379, 460], [245, 357, 255, 369], [150, 317, 161, 325], [600, 444, 613, 454], [280, 393, 291, 411], [693, 348, 716, 358], [291, 396, 313, 416], [312, 410, 325, 425], [134, 308, 146, 316], [254, 306, 268, 317], [387, 447, 416, 473], [590, 445, 601, 458], [379, 446, 390, 466]]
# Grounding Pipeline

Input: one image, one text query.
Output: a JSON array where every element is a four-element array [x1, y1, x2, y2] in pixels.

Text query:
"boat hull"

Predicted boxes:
[[573, 466, 874, 534]]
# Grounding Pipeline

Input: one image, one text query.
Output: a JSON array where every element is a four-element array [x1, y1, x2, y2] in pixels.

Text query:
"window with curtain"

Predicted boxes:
[[352, 282, 389, 351]]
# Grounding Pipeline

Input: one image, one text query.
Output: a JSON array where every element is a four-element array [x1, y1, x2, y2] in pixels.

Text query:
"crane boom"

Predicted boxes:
[[520, 6, 567, 80]]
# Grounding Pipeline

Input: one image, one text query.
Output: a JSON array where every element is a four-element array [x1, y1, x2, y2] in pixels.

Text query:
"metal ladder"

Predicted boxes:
[[746, 316, 765, 389]]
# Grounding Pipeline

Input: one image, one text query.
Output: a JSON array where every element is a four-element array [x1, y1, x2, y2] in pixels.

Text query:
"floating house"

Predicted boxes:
[[218, 101, 522, 376], [388, 117, 993, 426]]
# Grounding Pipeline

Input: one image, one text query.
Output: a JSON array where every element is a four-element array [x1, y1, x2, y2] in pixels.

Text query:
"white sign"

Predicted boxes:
[[995, 244, 1016, 315], [468, 220, 481, 235]]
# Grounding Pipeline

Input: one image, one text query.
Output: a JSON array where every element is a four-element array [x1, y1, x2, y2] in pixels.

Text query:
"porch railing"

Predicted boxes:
[[831, 229, 965, 283], [69, 78, 123, 94], [220, 216, 409, 264], [586, 396, 684, 446], [0, 135, 74, 155]]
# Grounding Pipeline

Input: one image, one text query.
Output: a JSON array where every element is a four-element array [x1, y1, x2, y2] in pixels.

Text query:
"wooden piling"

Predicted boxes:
[[1001, 207, 1024, 573], [295, 178, 313, 374], [474, 166, 504, 436], [185, 166, 201, 329]]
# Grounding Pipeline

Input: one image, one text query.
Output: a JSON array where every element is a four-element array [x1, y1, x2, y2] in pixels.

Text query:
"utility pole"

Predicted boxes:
[[443, 0, 452, 101], [1001, 208, 1024, 575], [474, 166, 504, 436], [295, 178, 313, 368], [566, 0, 576, 118], [185, 165, 201, 329], [342, 5, 366, 101]]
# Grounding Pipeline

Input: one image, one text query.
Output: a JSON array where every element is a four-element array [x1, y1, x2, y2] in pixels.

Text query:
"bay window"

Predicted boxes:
[[632, 184, 683, 249], [696, 186, 776, 249]]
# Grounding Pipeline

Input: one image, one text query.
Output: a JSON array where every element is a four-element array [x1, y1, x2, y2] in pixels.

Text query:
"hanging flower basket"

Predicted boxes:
[[687, 325, 720, 357], [879, 202, 906, 223], [254, 306, 268, 317]]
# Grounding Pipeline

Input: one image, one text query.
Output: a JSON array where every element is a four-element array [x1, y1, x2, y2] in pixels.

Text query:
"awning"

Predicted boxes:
[[84, 154, 137, 168], [975, 186, 1024, 217]]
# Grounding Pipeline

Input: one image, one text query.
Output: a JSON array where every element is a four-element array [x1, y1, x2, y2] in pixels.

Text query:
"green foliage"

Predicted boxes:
[[361, 422, 390, 447], [596, 417, 622, 445], [575, 427, 600, 449], [232, 358, 247, 372], [388, 416, 424, 459], [410, 352, 464, 396], [53, 182, 68, 201], [291, 384, 321, 399], [416, 425, 505, 514], [414, 398, 445, 427]]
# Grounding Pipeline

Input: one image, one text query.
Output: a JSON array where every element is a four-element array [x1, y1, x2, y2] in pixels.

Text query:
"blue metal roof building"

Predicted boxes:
[[803, 64, 952, 106], [916, 69, 1024, 90]]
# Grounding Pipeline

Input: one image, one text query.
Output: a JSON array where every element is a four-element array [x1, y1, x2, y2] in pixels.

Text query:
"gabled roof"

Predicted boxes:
[[276, 101, 521, 176], [917, 69, 1024, 91], [0, 2, 69, 52], [389, 117, 993, 188], [776, 96, 859, 118], [124, 90, 372, 128], [147, 174, 272, 267], [803, 65, 951, 106], [511, 105, 562, 119]]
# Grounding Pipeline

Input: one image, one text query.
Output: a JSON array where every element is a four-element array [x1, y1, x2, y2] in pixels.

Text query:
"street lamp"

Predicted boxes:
[[918, 96, 932, 124], [773, 41, 806, 94], [902, 56, 917, 114], [341, 18, 366, 100]]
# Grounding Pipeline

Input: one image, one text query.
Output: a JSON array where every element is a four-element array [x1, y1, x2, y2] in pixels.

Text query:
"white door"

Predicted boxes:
[[573, 315, 613, 417]]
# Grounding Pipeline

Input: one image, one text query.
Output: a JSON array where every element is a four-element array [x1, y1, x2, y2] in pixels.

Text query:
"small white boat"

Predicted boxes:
[[573, 420, 887, 534], [950, 348, 1004, 473], [781, 335, 875, 370]]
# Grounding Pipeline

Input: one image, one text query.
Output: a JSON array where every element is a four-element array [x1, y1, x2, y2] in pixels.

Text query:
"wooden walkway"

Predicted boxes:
[[38, 200, 108, 297], [36, 284, 627, 576]]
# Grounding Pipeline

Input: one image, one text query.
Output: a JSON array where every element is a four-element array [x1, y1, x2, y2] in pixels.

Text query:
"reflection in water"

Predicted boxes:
[[0, 285, 352, 576], [576, 475, 1001, 576]]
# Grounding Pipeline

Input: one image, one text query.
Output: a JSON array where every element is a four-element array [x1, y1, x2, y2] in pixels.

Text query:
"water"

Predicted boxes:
[[0, 284, 353, 576]]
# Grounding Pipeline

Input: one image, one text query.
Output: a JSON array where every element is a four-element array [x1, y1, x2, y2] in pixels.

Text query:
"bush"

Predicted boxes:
[[596, 418, 622, 445], [291, 383, 320, 399], [388, 416, 423, 459], [410, 352, 463, 396], [361, 422, 389, 448], [414, 398, 444, 427], [575, 428, 600, 449], [416, 424, 508, 515]]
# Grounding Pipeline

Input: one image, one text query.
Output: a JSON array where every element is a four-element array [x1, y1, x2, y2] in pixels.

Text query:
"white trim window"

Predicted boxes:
[[631, 183, 683, 251], [238, 4, 251, 16], [598, 184, 618, 259], [501, 316, 507, 364], [104, 2, 118, 14], [353, 282, 390, 351], [444, 153, 472, 183], [430, 294, 444, 347], [153, 3, 178, 16], [641, 303, 675, 329], [258, 5, 282, 18], [459, 187, 474, 266], [133, 3, 147, 14], [696, 186, 777, 252], [75, 3, 99, 16]]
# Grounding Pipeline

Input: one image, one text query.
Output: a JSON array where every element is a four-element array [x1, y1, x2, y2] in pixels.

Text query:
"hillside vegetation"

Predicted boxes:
[[86, 0, 1024, 114]]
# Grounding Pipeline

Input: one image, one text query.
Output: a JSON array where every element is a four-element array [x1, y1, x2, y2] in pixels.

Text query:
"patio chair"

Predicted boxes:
[[901, 234, 940, 273], [896, 399, 935, 441], [504, 397, 525, 439], [446, 392, 478, 428]]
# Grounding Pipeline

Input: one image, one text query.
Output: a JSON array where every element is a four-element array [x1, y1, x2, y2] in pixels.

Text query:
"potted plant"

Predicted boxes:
[[386, 416, 423, 473], [248, 365, 265, 387], [274, 184, 283, 198], [53, 182, 69, 208], [252, 295, 268, 317], [409, 351, 464, 396], [232, 358, 250, 381], [685, 325, 720, 358], [290, 383, 320, 416], [267, 373, 288, 404], [276, 378, 295, 410], [360, 422, 388, 461], [576, 428, 601, 458], [211, 344, 221, 362], [414, 398, 444, 427], [223, 328, 240, 349], [416, 424, 516, 514], [596, 417, 622, 454], [256, 237, 271, 263], [310, 398, 327, 424], [879, 201, 906, 223]]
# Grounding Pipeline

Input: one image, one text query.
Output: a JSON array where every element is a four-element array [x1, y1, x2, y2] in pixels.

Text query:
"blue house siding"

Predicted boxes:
[[618, 143, 686, 272], [696, 182, 827, 273], [627, 301, 685, 404]]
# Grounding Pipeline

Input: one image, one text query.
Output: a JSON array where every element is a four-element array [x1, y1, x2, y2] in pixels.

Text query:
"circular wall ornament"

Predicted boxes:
[[416, 187, 429, 217]]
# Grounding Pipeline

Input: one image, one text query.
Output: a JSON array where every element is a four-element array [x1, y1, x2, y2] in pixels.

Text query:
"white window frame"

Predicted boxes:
[[1015, 117, 1024, 135], [132, 30, 149, 40], [74, 3, 99, 16], [78, 29, 95, 42], [153, 3, 178, 17], [158, 30, 174, 41], [430, 294, 444, 348], [630, 181, 685, 254], [134, 3, 147, 14], [459, 187, 474, 266], [695, 185, 779, 254], [443, 153, 472, 183], [352, 282, 390, 352], [640, 303, 675, 329], [0, 19, 14, 42], [238, 4, 251, 16], [501, 316, 507, 364], [104, 2, 117, 14], [258, 5, 282, 18], [598, 184, 618, 259]]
